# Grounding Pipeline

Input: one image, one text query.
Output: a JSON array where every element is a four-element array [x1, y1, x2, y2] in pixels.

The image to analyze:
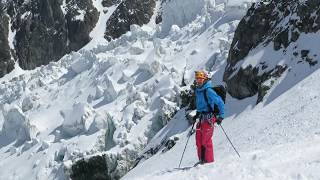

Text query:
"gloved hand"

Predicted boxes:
[[216, 117, 223, 125], [193, 111, 200, 122], [186, 111, 199, 124]]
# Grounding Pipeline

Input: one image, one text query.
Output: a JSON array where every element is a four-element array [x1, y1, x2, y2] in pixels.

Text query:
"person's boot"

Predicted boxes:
[[194, 160, 206, 167], [194, 146, 206, 166]]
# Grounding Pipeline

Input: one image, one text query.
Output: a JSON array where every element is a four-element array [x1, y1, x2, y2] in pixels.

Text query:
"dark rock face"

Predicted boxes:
[[70, 150, 138, 180], [224, 0, 320, 102], [102, 0, 120, 7], [0, 0, 98, 73], [0, 0, 157, 76], [70, 155, 111, 180], [104, 0, 156, 41], [12, 0, 68, 70], [0, 4, 14, 77], [65, 0, 99, 51]]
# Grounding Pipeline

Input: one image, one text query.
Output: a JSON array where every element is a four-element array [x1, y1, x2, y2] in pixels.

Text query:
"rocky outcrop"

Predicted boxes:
[[70, 149, 139, 180], [65, 0, 99, 51], [11, 0, 68, 70], [0, 3, 14, 77], [0, 0, 98, 73], [70, 155, 111, 180], [102, 0, 120, 7], [0, 0, 160, 77], [224, 0, 320, 102], [0, 0, 159, 76], [104, 0, 156, 41]]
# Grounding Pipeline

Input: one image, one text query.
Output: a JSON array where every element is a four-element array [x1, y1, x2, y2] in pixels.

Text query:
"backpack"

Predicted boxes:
[[203, 85, 226, 115]]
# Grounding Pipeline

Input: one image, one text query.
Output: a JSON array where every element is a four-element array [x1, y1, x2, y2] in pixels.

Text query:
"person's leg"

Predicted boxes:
[[202, 117, 215, 163], [195, 122, 202, 161], [201, 145, 206, 163]]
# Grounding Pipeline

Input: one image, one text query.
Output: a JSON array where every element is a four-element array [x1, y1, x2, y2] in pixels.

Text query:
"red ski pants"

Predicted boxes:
[[195, 117, 216, 163]]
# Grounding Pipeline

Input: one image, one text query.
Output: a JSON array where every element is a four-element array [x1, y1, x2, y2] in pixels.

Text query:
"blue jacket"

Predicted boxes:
[[195, 81, 225, 118]]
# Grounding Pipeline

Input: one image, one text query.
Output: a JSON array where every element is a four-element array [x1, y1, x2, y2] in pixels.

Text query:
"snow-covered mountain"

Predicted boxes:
[[0, 0, 157, 76], [0, 0, 319, 180], [224, 0, 320, 103], [0, 0, 99, 73]]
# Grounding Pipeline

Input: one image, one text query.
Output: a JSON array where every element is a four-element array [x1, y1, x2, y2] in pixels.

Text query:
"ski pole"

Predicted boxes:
[[178, 122, 195, 168], [219, 124, 241, 158]]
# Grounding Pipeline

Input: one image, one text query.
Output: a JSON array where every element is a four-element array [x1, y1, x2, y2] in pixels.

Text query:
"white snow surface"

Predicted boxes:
[[2, 0, 320, 179], [87, 0, 118, 48], [8, 18, 16, 51]]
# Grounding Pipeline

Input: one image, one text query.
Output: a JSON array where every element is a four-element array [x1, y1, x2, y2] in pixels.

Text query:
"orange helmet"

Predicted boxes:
[[195, 70, 208, 79]]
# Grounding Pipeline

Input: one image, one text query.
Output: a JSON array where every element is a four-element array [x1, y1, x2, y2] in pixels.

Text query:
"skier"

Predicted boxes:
[[193, 70, 224, 164]]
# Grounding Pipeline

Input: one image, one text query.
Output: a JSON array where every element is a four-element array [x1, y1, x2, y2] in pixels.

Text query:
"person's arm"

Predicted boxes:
[[207, 88, 225, 118]]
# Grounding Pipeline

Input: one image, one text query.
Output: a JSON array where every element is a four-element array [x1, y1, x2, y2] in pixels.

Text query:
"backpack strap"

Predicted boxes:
[[203, 89, 213, 112]]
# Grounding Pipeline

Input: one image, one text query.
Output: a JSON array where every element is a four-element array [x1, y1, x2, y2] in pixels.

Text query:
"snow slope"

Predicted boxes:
[[124, 63, 320, 180]]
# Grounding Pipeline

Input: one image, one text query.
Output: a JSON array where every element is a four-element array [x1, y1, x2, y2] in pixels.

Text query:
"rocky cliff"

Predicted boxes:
[[6, 0, 99, 70], [104, 0, 156, 41], [0, 2, 14, 77], [0, 0, 157, 77], [224, 0, 320, 103]]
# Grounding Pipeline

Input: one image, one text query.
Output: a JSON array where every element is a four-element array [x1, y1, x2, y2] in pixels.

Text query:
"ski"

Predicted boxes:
[[160, 167, 192, 174], [173, 166, 193, 171], [160, 162, 203, 174]]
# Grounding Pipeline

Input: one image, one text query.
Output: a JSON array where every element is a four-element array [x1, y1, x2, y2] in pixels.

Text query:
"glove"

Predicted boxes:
[[216, 117, 223, 125], [186, 111, 199, 124], [193, 112, 200, 121]]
